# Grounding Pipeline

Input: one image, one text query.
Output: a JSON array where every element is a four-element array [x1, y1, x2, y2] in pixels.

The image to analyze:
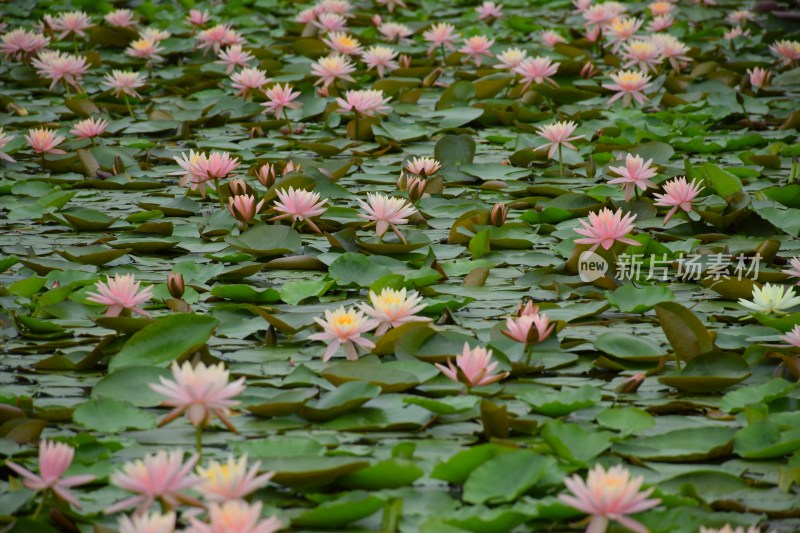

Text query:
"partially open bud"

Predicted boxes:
[[407, 176, 427, 202], [256, 163, 276, 188], [283, 161, 301, 175], [167, 272, 185, 299], [229, 178, 247, 196], [396, 171, 409, 191], [586, 155, 596, 178], [580, 61, 598, 79], [616, 372, 646, 393], [372, 14, 382, 27], [490, 202, 508, 227]]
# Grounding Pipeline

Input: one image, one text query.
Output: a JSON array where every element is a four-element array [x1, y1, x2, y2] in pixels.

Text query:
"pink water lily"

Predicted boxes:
[[105, 9, 137, 28], [607, 153, 658, 202], [311, 54, 356, 89], [70, 117, 108, 140], [603, 70, 652, 107], [150, 361, 246, 431], [459, 35, 494, 66], [270, 186, 328, 233], [118, 511, 176, 533], [536, 121, 581, 159], [363, 45, 399, 77], [574, 207, 639, 252], [5, 440, 94, 508], [559, 464, 660, 533], [0, 128, 15, 162], [32, 50, 88, 91], [186, 500, 282, 533], [503, 306, 555, 344], [514, 56, 559, 90], [86, 273, 153, 318], [435, 343, 509, 389], [359, 287, 430, 335], [423, 22, 459, 55], [0, 28, 50, 61], [103, 70, 146, 99], [196, 454, 274, 501], [310, 306, 379, 361], [357, 192, 417, 242], [653, 176, 705, 224], [216, 44, 254, 73], [336, 89, 391, 116]]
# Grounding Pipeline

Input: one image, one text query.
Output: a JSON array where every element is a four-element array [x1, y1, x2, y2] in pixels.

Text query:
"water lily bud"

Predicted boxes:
[[490, 202, 509, 227], [396, 171, 409, 191], [229, 178, 247, 196], [167, 272, 185, 299], [399, 54, 412, 68], [586, 155, 596, 178], [580, 61, 598, 79], [283, 161, 301, 175], [407, 176, 427, 202], [256, 163, 276, 188], [616, 372, 646, 393]]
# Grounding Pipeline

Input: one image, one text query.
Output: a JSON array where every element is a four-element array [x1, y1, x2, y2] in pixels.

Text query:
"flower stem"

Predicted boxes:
[[525, 343, 534, 367], [195, 425, 203, 460], [32, 490, 49, 521], [440, 43, 447, 67], [124, 95, 134, 118], [354, 112, 360, 140], [216, 179, 226, 210], [558, 144, 564, 177], [41, 153, 45, 174]]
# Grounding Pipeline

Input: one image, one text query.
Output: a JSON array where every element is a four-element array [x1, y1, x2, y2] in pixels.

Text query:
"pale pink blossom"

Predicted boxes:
[[459, 35, 494, 66], [540, 30, 566, 48], [172, 150, 239, 196], [32, 50, 88, 90], [649, 1, 674, 16], [727, 10, 755, 25], [606, 17, 642, 52], [126, 37, 164, 62], [231, 67, 271, 99], [536, 121, 581, 159], [405, 156, 441, 177], [423, 23, 459, 55], [747, 66, 770, 90], [104, 9, 137, 28], [582, 4, 618, 28], [650, 34, 691, 71], [70, 117, 108, 140], [150, 361, 246, 431], [781, 324, 800, 348], [477, 1, 503, 21], [724, 27, 750, 40], [196, 24, 244, 55], [494, 48, 527, 70], [573, 0, 592, 13], [336, 89, 391, 116], [196, 454, 273, 501], [607, 153, 658, 202], [86, 273, 153, 317], [359, 288, 430, 335], [103, 70, 145, 100], [377, 0, 407, 12], [435, 343, 509, 388], [51, 11, 92, 39], [362, 45, 399, 77], [322, 31, 362, 55], [25, 127, 66, 155], [5, 441, 94, 508], [187, 9, 211, 27], [357, 192, 417, 241], [270, 186, 328, 232], [653, 176, 704, 224], [106, 450, 200, 515], [0, 28, 50, 61], [118, 511, 176, 533], [559, 464, 660, 533], [503, 306, 555, 344], [318, 0, 354, 16], [770, 40, 800, 67], [310, 306, 379, 361], [621, 39, 662, 73], [574, 207, 638, 252], [313, 13, 347, 34], [140, 29, 170, 42], [648, 15, 674, 32], [186, 501, 282, 533], [378, 22, 413, 43], [699, 526, 762, 533], [782, 257, 800, 283], [296, 8, 318, 25], [514, 56, 559, 90], [603, 70, 652, 107], [215, 44, 254, 73], [262, 83, 302, 119], [311, 54, 356, 88], [227, 194, 265, 225], [0, 128, 16, 163]]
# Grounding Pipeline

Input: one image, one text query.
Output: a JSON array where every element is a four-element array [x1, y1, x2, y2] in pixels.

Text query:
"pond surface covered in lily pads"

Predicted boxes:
[[2, 0, 800, 532]]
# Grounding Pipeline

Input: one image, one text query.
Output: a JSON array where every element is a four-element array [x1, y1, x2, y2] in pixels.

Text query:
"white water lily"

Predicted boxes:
[[738, 283, 800, 315]]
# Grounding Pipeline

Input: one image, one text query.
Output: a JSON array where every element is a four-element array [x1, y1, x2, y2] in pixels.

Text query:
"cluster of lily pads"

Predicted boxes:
[[2, 0, 800, 532]]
